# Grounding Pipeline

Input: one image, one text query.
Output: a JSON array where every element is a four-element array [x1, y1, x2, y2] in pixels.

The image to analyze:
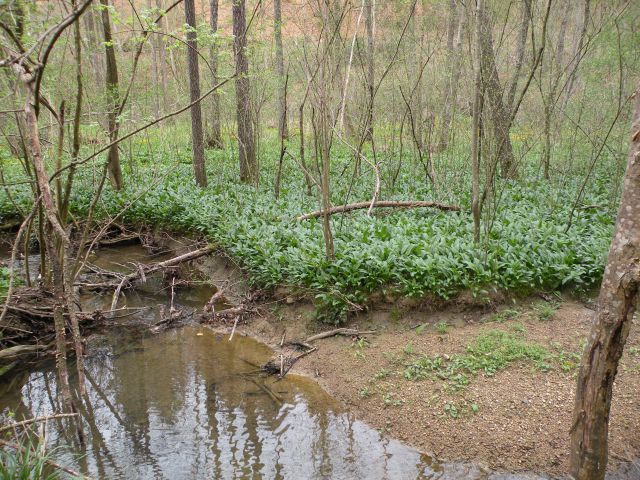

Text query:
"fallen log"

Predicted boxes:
[[304, 328, 376, 343], [297, 200, 461, 221]]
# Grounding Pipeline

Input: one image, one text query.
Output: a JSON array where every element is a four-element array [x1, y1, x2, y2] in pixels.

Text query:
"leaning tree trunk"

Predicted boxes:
[[206, 0, 223, 148], [233, 0, 257, 184], [569, 85, 640, 480], [184, 0, 207, 187], [99, 0, 124, 190], [273, 0, 288, 141]]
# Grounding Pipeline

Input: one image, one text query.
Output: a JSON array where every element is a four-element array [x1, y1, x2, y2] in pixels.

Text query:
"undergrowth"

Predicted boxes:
[[403, 330, 555, 389], [0, 436, 62, 480], [0, 138, 617, 323]]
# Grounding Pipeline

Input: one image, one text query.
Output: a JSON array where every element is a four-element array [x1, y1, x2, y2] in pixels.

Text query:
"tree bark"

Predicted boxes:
[[505, 0, 531, 115], [478, 0, 515, 179], [155, 0, 169, 115], [439, 0, 465, 151], [569, 86, 640, 480], [364, 0, 374, 141], [542, 1, 570, 180], [273, 0, 288, 140], [206, 0, 223, 148], [233, 0, 257, 183], [184, 0, 207, 187], [99, 0, 124, 190], [471, 0, 482, 244]]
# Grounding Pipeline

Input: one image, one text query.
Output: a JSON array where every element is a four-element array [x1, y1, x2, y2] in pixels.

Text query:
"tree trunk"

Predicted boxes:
[[542, 1, 570, 180], [478, 1, 515, 179], [273, 0, 288, 141], [233, 0, 257, 184], [439, 0, 466, 150], [98, 1, 123, 187], [206, 0, 223, 148], [569, 86, 640, 480], [184, 0, 207, 187], [564, 0, 590, 110], [155, 0, 169, 115], [470, 0, 482, 244], [82, 4, 104, 86], [99, 0, 124, 190], [505, 0, 531, 115], [364, 0, 374, 141]]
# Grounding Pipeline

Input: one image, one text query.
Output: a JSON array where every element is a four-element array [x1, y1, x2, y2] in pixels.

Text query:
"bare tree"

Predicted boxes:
[[99, 0, 124, 190], [184, 0, 207, 187], [233, 0, 257, 183], [206, 0, 223, 148], [570, 85, 640, 480], [274, 0, 288, 140]]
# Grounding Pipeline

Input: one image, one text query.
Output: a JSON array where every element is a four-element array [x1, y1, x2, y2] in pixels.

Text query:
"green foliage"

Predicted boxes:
[[435, 321, 450, 334], [0, 437, 62, 480], [0, 267, 11, 300], [403, 330, 553, 389], [0, 134, 617, 323], [533, 300, 559, 321]]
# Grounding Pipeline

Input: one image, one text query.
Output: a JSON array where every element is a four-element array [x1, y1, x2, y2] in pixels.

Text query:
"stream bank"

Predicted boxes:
[[0, 231, 637, 479]]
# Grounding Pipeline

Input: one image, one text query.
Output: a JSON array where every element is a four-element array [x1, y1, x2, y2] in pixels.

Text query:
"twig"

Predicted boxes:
[[0, 413, 78, 433], [229, 316, 239, 341], [305, 328, 376, 343]]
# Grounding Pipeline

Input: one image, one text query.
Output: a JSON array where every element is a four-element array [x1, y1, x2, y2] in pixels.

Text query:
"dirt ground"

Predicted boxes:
[[219, 295, 640, 478]]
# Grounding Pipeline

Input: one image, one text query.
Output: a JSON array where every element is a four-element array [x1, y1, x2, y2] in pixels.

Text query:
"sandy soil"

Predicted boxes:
[[220, 297, 640, 478]]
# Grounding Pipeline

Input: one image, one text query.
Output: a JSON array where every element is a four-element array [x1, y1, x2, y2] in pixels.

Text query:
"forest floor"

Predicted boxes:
[[219, 291, 640, 477]]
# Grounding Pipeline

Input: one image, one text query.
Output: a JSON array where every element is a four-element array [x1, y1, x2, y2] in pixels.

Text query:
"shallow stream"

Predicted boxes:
[[0, 243, 484, 479]]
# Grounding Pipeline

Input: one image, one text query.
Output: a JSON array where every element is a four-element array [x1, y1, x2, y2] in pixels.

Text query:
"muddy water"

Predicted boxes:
[[1, 326, 456, 479], [0, 242, 558, 479]]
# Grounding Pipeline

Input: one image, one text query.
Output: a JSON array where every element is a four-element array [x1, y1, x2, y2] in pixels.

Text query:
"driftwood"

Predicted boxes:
[[305, 328, 376, 343], [84, 245, 214, 309], [97, 233, 141, 246], [79, 245, 214, 292], [0, 343, 51, 360], [297, 200, 461, 220]]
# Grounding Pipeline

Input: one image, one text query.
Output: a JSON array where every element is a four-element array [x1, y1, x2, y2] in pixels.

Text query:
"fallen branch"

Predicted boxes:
[[0, 413, 78, 433], [0, 343, 51, 360], [97, 233, 141, 246], [81, 246, 214, 302], [305, 328, 376, 343], [297, 200, 460, 220]]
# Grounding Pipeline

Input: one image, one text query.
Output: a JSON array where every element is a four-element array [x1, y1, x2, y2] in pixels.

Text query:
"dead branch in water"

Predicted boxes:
[[304, 328, 377, 343], [0, 413, 79, 433], [297, 200, 461, 220], [79, 246, 214, 309], [0, 343, 52, 360]]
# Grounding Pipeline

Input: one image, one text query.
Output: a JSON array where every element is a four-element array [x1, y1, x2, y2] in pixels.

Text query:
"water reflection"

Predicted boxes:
[[0, 243, 525, 479], [1, 327, 456, 479]]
